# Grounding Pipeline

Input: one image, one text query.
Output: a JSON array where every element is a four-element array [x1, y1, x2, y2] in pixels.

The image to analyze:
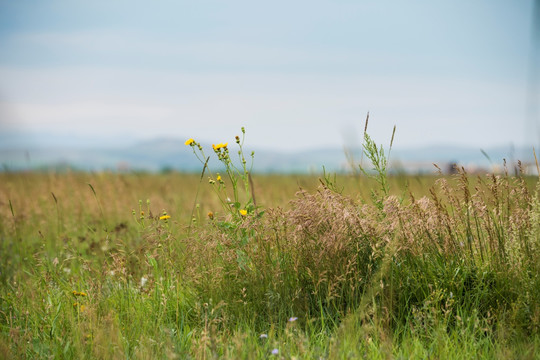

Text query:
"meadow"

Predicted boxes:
[[1, 130, 540, 359]]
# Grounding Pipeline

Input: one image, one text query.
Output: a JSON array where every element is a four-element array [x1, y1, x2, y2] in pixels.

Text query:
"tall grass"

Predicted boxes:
[[1, 129, 539, 359]]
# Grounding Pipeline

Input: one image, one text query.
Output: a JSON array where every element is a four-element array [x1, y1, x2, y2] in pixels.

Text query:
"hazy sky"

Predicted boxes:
[[0, 0, 538, 151]]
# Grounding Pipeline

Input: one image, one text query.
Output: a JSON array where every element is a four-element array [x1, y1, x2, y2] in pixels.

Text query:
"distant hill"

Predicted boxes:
[[0, 135, 536, 174]]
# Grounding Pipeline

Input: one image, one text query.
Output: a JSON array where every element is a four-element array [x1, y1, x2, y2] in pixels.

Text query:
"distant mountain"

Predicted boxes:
[[0, 136, 536, 174]]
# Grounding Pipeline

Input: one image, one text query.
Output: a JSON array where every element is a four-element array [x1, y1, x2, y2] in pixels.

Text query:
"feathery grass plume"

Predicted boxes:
[[359, 130, 390, 203], [347, 113, 397, 207], [388, 124, 396, 163], [364, 111, 369, 134]]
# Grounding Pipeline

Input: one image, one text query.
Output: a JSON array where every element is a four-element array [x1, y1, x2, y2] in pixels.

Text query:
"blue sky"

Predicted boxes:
[[0, 0, 538, 151]]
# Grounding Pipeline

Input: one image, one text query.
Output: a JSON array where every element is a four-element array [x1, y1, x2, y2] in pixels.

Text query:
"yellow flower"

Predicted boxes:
[[217, 175, 222, 182], [239, 209, 248, 216], [212, 143, 229, 151], [159, 215, 171, 220], [185, 138, 195, 146], [207, 211, 214, 220]]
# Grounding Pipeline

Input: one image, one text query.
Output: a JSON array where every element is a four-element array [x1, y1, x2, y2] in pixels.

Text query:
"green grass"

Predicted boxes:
[[1, 139, 540, 358]]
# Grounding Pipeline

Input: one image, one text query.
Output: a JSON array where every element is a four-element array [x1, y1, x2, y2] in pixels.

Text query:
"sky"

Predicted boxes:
[[0, 0, 539, 152]]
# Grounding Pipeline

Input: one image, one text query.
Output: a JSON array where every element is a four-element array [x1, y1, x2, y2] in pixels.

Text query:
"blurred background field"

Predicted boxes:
[[0, 171, 478, 238]]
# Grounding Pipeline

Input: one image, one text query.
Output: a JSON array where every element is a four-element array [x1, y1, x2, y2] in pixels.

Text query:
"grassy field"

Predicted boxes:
[[1, 133, 540, 359]]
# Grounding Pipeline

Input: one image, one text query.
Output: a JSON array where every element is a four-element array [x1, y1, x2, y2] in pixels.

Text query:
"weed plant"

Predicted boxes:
[[0, 126, 539, 359]]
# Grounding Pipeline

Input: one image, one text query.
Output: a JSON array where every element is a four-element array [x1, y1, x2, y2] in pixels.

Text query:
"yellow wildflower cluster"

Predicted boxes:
[[72, 291, 87, 297], [185, 128, 254, 222], [159, 215, 171, 220], [212, 143, 228, 151]]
